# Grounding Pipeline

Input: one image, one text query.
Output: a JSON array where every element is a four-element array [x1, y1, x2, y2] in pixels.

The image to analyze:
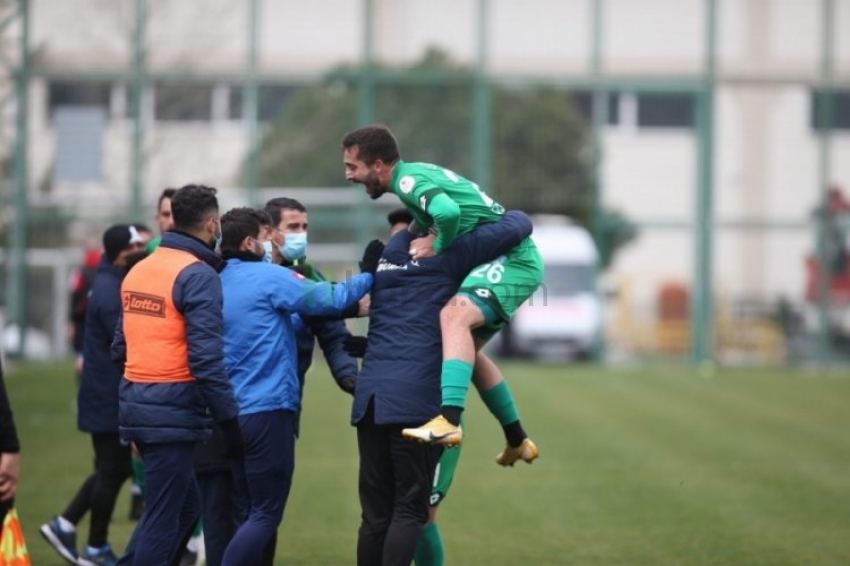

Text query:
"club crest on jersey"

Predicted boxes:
[[399, 176, 416, 194]]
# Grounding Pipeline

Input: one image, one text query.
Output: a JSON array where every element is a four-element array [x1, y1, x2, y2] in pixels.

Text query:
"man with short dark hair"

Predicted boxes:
[[264, 197, 358, 398], [342, 125, 540, 465], [217, 207, 376, 565], [114, 184, 243, 566]]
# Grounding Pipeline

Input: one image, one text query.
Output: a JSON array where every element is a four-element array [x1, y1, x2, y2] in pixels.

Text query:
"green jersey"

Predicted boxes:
[[389, 160, 505, 252]]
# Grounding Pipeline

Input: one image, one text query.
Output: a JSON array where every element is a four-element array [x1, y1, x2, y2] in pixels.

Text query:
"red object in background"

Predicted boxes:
[[658, 282, 689, 320], [805, 255, 850, 303], [827, 185, 850, 215]]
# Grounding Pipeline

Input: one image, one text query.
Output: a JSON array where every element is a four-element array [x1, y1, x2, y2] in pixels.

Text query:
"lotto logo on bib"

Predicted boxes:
[[123, 291, 166, 318]]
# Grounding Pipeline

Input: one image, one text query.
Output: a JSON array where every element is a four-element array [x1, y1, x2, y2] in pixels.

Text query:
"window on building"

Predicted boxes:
[[570, 91, 620, 125], [155, 83, 214, 121], [48, 81, 111, 115], [230, 84, 298, 122], [637, 93, 695, 128], [811, 90, 850, 131]]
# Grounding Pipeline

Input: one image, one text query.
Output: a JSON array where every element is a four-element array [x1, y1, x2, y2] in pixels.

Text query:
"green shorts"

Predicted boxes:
[[458, 237, 544, 342], [430, 440, 462, 506]]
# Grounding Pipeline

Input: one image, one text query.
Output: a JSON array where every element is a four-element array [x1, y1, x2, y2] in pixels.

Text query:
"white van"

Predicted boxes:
[[495, 214, 602, 360]]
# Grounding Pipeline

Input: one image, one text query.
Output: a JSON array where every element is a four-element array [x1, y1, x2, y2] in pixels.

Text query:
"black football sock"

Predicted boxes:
[[504, 421, 527, 447], [440, 406, 463, 427]]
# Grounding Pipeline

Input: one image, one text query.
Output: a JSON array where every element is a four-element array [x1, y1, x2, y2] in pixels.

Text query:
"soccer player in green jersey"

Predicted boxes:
[[342, 125, 541, 466]]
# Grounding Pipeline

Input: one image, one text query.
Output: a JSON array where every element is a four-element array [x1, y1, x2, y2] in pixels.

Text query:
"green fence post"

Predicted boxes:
[[692, 0, 717, 365]]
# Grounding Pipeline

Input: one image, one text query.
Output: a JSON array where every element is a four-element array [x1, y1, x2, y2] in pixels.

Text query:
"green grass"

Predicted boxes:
[[6, 360, 850, 565]]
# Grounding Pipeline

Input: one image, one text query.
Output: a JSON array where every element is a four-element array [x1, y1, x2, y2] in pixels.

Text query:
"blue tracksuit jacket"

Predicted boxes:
[[220, 257, 372, 416]]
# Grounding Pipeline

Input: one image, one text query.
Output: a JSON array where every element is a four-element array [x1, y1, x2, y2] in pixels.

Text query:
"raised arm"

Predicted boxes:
[[269, 270, 373, 318]]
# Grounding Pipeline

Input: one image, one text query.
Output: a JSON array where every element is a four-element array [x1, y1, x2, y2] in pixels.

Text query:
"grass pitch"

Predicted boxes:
[[5, 360, 850, 565]]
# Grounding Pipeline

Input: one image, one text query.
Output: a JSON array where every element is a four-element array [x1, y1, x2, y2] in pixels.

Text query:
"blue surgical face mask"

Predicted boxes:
[[261, 240, 274, 263], [282, 232, 308, 261]]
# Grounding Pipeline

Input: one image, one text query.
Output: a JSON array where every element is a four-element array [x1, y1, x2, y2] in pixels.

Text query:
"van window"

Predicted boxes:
[[543, 264, 594, 296]]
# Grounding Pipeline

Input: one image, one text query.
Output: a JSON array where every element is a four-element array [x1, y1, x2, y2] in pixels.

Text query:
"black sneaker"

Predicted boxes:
[[39, 517, 79, 565]]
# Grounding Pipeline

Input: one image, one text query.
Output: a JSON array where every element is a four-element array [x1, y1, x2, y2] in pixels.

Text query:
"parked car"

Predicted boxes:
[[494, 214, 602, 360]]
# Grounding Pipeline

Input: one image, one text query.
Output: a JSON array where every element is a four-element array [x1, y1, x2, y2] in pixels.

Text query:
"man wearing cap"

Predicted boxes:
[[40, 224, 145, 566]]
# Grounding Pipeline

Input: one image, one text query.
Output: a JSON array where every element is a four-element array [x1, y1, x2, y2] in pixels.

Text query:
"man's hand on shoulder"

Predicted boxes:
[[409, 233, 436, 260]]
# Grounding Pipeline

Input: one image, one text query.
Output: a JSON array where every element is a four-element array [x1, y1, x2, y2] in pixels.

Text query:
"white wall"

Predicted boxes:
[[20, 0, 850, 311]]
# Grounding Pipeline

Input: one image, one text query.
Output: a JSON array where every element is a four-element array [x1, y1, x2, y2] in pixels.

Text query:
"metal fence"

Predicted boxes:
[[1, 0, 849, 365]]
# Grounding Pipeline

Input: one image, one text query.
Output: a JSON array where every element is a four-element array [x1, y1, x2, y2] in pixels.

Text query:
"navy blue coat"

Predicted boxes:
[[113, 231, 239, 445], [351, 211, 533, 426], [78, 256, 127, 433]]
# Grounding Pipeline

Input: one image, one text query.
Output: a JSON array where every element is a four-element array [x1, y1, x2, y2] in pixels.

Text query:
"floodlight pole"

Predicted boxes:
[[590, 0, 608, 362], [471, 0, 491, 196], [8, 0, 30, 357], [692, 0, 718, 365], [243, 0, 260, 206], [815, 0, 836, 366], [355, 0, 376, 247], [129, 0, 146, 221]]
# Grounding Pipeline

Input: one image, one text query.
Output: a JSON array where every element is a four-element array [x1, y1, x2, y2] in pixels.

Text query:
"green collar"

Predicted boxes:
[[388, 159, 406, 193]]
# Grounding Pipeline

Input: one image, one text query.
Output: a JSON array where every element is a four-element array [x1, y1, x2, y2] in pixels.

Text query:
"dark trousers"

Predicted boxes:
[[222, 410, 296, 566], [62, 432, 132, 547], [119, 441, 200, 566], [356, 404, 442, 566], [198, 471, 236, 566], [197, 470, 277, 566]]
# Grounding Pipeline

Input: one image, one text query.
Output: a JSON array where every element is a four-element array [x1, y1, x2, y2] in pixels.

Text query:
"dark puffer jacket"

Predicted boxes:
[[113, 231, 239, 445], [78, 256, 127, 433]]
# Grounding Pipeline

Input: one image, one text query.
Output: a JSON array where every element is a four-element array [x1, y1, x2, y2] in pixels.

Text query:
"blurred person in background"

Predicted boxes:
[[40, 224, 146, 566], [146, 187, 177, 252], [113, 184, 243, 566], [342, 125, 540, 465], [132, 223, 153, 247], [217, 207, 375, 566], [69, 245, 102, 382]]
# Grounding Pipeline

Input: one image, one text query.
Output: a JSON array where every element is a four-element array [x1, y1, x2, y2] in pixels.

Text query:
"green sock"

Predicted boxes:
[[441, 359, 474, 410], [414, 522, 445, 566], [479, 381, 520, 426], [131, 455, 145, 494]]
